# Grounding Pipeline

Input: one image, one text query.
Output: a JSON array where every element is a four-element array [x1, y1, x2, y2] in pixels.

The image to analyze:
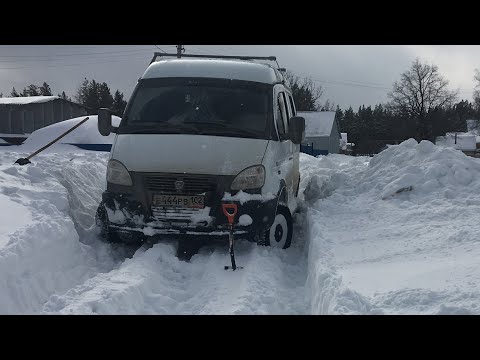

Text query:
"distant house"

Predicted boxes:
[[0, 96, 91, 144], [436, 133, 478, 157], [435, 118, 480, 157], [298, 111, 341, 156]]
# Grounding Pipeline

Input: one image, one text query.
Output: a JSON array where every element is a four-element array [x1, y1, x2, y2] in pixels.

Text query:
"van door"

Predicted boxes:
[[270, 85, 294, 203]]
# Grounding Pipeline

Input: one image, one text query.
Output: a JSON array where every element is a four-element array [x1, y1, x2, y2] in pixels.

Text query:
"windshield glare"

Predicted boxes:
[[122, 80, 271, 138]]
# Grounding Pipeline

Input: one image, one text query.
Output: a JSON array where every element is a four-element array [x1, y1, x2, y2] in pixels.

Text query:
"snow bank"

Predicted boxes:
[[19, 115, 121, 153], [304, 139, 480, 314], [0, 151, 119, 314], [300, 153, 369, 204], [365, 139, 480, 201]]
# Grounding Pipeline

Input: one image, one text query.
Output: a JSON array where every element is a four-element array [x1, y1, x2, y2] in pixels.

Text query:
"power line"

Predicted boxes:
[[0, 47, 156, 59], [0, 49, 156, 64], [0, 55, 149, 71], [154, 45, 167, 53], [187, 45, 223, 56]]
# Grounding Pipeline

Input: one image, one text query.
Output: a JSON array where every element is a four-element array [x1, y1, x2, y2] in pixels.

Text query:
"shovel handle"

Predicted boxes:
[[27, 116, 90, 160], [222, 203, 238, 225]]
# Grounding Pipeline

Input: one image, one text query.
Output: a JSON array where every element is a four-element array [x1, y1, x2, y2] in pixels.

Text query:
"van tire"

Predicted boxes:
[[260, 205, 293, 249], [95, 202, 144, 244], [96, 203, 121, 243]]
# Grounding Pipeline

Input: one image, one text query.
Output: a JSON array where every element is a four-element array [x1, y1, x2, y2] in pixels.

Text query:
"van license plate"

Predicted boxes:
[[153, 194, 205, 208]]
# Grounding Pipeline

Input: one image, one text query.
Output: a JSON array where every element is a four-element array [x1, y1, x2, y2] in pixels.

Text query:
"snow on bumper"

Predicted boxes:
[[101, 190, 277, 237]]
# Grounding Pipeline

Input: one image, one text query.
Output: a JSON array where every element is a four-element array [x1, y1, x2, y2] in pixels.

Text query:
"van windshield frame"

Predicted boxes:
[[118, 77, 274, 140]]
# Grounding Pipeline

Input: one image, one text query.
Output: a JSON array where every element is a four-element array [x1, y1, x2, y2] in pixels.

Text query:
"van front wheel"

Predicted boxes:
[[262, 205, 293, 249]]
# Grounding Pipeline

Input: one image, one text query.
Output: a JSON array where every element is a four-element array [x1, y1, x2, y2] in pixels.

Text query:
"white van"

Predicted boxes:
[[95, 53, 305, 255]]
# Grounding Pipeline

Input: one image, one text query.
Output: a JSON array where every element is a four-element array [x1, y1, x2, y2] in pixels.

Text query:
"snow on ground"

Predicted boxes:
[[1, 128, 480, 314], [19, 115, 121, 153], [0, 150, 129, 314], [0, 137, 309, 314], [302, 139, 480, 314]]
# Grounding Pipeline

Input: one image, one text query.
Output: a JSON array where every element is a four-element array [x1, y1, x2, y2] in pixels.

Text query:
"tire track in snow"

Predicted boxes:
[[43, 220, 309, 315]]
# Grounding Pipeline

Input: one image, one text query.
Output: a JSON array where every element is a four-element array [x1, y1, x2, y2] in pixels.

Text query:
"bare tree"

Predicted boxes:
[[283, 70, 324, 111], [320, 99, 336, 111], [388, 58, 458, 140]]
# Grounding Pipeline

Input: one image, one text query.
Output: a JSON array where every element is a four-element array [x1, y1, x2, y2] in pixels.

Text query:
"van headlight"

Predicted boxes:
[[107, 159, 133, 186], [231, 165, 265, 191]]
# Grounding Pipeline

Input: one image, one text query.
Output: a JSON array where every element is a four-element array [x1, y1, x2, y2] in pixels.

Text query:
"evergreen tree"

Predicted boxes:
[[112, 90, 128, 116], [75, 78, 121, 114], [11, 87, 19, 97], [39, 82, 52, 96], [58, 91, 71, 101], [372, 104, 388, 139], [21, 84, 40, 96], [98, 82, 114, 109], [335, 105, 345, 131]]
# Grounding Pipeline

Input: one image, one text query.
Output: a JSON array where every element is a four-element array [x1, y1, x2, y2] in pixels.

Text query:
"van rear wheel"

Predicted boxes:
[[261, 205, 293, 249]]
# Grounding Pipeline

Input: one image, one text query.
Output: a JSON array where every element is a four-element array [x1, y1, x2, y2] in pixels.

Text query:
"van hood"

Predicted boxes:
[[112, 134, 269, 175]]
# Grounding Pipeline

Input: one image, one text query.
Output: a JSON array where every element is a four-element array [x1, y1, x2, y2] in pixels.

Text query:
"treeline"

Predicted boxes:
[[335, 100, 477, 154], [5, 79, 128, 117], [287, 58, 480, 154]]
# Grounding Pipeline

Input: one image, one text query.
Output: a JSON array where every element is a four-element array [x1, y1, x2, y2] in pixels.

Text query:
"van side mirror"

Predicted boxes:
[[98, 108, 117, 136], [289, 116, 305, 144]]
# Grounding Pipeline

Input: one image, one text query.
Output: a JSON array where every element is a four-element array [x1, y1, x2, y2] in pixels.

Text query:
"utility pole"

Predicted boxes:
[[177, 45, 184, 58]]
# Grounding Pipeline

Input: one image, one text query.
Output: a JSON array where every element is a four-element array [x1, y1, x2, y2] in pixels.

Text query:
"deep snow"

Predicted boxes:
[[302, 140, 480, 314], [1, 133, 480, 314], [19, 115, 121, 153]]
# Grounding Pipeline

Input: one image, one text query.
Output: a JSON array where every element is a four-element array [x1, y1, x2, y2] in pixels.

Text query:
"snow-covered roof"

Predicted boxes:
[[142, 59, 281, 84], [0, 96, 59, 105], [298, 111, 337, 137]]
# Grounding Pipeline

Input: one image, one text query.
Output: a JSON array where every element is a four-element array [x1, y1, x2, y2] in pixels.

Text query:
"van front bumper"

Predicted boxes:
[[101, 190, 278, 238]]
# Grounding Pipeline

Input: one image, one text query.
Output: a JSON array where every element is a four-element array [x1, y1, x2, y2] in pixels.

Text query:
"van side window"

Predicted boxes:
[[278, 93, 289, 134], [282, 92, 292, 126], [276, 94, 286, 139], [288, 94, 296, 116]]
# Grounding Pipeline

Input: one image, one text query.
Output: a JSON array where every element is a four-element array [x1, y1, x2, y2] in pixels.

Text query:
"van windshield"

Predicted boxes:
[[120, 78, 272, 139]]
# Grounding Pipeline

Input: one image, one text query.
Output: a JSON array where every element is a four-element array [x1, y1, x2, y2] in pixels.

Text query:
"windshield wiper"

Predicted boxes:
[[201, 127, 261, 138], [184, 121, 262, 137], [121, 123, 200, 134]]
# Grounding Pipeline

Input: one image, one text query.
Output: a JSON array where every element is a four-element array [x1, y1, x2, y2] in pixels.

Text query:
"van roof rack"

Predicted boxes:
[[149, 52, 277, 64]]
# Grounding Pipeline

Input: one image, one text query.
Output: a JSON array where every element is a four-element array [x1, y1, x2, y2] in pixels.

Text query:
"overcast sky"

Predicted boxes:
[[0, 45, 478, 110]]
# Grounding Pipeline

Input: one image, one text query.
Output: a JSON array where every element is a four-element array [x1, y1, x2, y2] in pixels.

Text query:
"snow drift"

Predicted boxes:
[[19, 115, 121, 153], [2, 135, 480, 314], [0, 151, 122, 314], [304, 139, 480, 314]]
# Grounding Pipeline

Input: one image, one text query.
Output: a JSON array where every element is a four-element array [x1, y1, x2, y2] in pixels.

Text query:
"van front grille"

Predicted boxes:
[[144, 174, 217, 195]]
